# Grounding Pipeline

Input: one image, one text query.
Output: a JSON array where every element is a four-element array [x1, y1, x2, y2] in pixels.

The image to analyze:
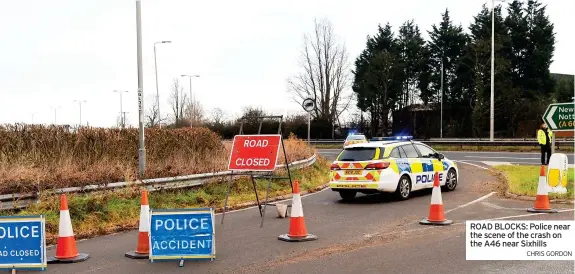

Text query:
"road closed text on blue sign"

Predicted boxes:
[[0, 216, 47, 270], [149, 208, 215, 262]]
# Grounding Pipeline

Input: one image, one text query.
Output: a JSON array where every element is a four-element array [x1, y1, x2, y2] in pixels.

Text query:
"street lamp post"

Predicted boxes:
[[440, 56, 443, 139], [490, 0, 506, 141], [74, 100, 87, 127], [114, 90, 129, 128], [51, 106, 60, 125], [31, 112, 38, 124], [154, 40, 171, 128], [430, 43, 444, 138], [181, 74, 200, 127], [136, 0, 145, 178], [490, 0, 495, 141]]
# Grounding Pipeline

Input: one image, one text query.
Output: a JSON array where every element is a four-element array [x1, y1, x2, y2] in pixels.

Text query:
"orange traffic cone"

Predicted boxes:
[[278, 180, 318, 242], [419, 172, 453, 226], [527, 165, 558, 213], [47, 194, 90, 264], [126, 189, 151, 259]]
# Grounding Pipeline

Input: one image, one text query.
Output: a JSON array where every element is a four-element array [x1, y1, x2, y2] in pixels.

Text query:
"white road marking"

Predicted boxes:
[[454, 160, 488, 170], [445, 192, 496, 214], [459, 159, 547, 166], [215, 186, 330, 216], [481, 201, 531, 211], [445, 151, 542, 155], [481, 161, 512, 166], [465, 156, 539, 160], [484, 209, 575, 221]]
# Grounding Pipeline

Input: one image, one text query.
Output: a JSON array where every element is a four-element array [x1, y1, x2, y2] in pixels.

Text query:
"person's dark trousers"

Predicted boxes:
[[540, 145, 552, 165]]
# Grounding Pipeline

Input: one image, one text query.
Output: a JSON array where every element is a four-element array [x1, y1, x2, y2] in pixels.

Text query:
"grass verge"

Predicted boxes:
[[494, 165, 574, 200], [7, 156, 330, 245], [314, 143, 573, 153]]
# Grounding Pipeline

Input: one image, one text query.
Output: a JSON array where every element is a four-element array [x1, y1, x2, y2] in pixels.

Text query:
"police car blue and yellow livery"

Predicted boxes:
[[329, 136, 458, 200]]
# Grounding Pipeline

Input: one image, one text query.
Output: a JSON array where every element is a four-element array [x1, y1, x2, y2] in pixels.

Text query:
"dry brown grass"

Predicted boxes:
[[0, 124, 313, 195]]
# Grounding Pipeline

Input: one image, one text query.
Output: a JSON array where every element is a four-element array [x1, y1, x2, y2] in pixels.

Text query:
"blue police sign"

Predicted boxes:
[[149, 208, 215, 262], [0, 215, 47, 271]]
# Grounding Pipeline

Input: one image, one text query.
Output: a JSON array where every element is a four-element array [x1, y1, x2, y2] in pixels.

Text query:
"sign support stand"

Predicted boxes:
[[221, 115, 294, 228], [551, 132, 556, 154]]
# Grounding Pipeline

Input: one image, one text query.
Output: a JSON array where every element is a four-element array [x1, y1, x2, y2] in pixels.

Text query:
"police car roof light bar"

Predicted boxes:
[[370, 136, 413, 141]]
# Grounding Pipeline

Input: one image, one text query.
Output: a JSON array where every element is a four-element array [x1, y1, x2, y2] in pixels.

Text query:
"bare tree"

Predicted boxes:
[[210, 107, 225, 125], [116, 112, 129, 128], [287, 17, 353, 124], [168, 78, 188, 124], [145, 94, 168, 127], [185, 100, 204, 126]]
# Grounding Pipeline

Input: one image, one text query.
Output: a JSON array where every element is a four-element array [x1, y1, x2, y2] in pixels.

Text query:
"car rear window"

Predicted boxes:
[[346, 135, 365, 140], [337, 147, 376, 161]]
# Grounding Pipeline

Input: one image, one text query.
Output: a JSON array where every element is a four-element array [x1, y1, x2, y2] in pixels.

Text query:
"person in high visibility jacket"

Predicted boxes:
[[537, 123, 553, 165]]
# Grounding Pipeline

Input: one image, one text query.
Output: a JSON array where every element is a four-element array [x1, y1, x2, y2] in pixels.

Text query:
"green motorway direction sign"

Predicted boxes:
[[543, 102, 575, 131]]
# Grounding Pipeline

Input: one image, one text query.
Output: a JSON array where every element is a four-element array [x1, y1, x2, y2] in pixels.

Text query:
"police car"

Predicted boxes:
[[329, 136, 458, 200], [343, 133, 368, 148]]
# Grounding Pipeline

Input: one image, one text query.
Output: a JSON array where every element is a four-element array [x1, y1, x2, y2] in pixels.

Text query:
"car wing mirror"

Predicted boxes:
[[436, 153, 445, 160]]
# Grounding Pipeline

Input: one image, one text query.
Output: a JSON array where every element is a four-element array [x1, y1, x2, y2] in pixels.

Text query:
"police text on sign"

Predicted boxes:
[[0, 216, 47, 270], [227, 135, 281, 171], [149, 208, 215, 262]]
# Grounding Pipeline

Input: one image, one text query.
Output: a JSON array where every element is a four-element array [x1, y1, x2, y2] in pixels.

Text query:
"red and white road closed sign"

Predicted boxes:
[[227, 135, 282, 171]]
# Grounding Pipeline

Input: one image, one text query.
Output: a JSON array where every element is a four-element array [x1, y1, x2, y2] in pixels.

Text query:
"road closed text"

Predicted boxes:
[[0, 249, 41, 257], [234, 158, 271, 167], [228, 135, 281, 171]]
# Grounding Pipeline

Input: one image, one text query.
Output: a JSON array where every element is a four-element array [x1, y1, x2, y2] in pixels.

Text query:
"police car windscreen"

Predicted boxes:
[[338, 147, 377, 161]]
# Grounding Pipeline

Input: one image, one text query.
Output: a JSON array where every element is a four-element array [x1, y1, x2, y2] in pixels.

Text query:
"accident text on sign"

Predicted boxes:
[[227, 134, 281, 172]]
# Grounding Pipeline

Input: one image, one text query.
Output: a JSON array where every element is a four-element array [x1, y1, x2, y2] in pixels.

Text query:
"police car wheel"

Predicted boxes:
[[338, 190, 357, 200], [394, 175, 411, 200], [442, 169, 457, 192]]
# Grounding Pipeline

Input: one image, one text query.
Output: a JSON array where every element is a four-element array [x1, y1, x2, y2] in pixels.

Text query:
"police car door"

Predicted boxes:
[[414, 143, 444, 188], [399, 144, 430, 189]]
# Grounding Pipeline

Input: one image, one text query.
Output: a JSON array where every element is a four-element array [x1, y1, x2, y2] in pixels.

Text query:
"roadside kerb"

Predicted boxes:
[[0, 154, 318, 211]]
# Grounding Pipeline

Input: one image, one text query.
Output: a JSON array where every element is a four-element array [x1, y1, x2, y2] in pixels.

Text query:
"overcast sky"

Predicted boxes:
[[1, 0, 573, 127]]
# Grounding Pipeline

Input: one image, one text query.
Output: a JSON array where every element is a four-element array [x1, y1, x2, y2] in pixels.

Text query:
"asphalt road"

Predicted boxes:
[[318, 148, 575, 167], [43, 151, 575, 273]]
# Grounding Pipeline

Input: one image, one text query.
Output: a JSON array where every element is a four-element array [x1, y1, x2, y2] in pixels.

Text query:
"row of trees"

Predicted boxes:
[[352, 0, 571, 137], [126, 2, 571, 139], [118, 78, 205, 129]]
